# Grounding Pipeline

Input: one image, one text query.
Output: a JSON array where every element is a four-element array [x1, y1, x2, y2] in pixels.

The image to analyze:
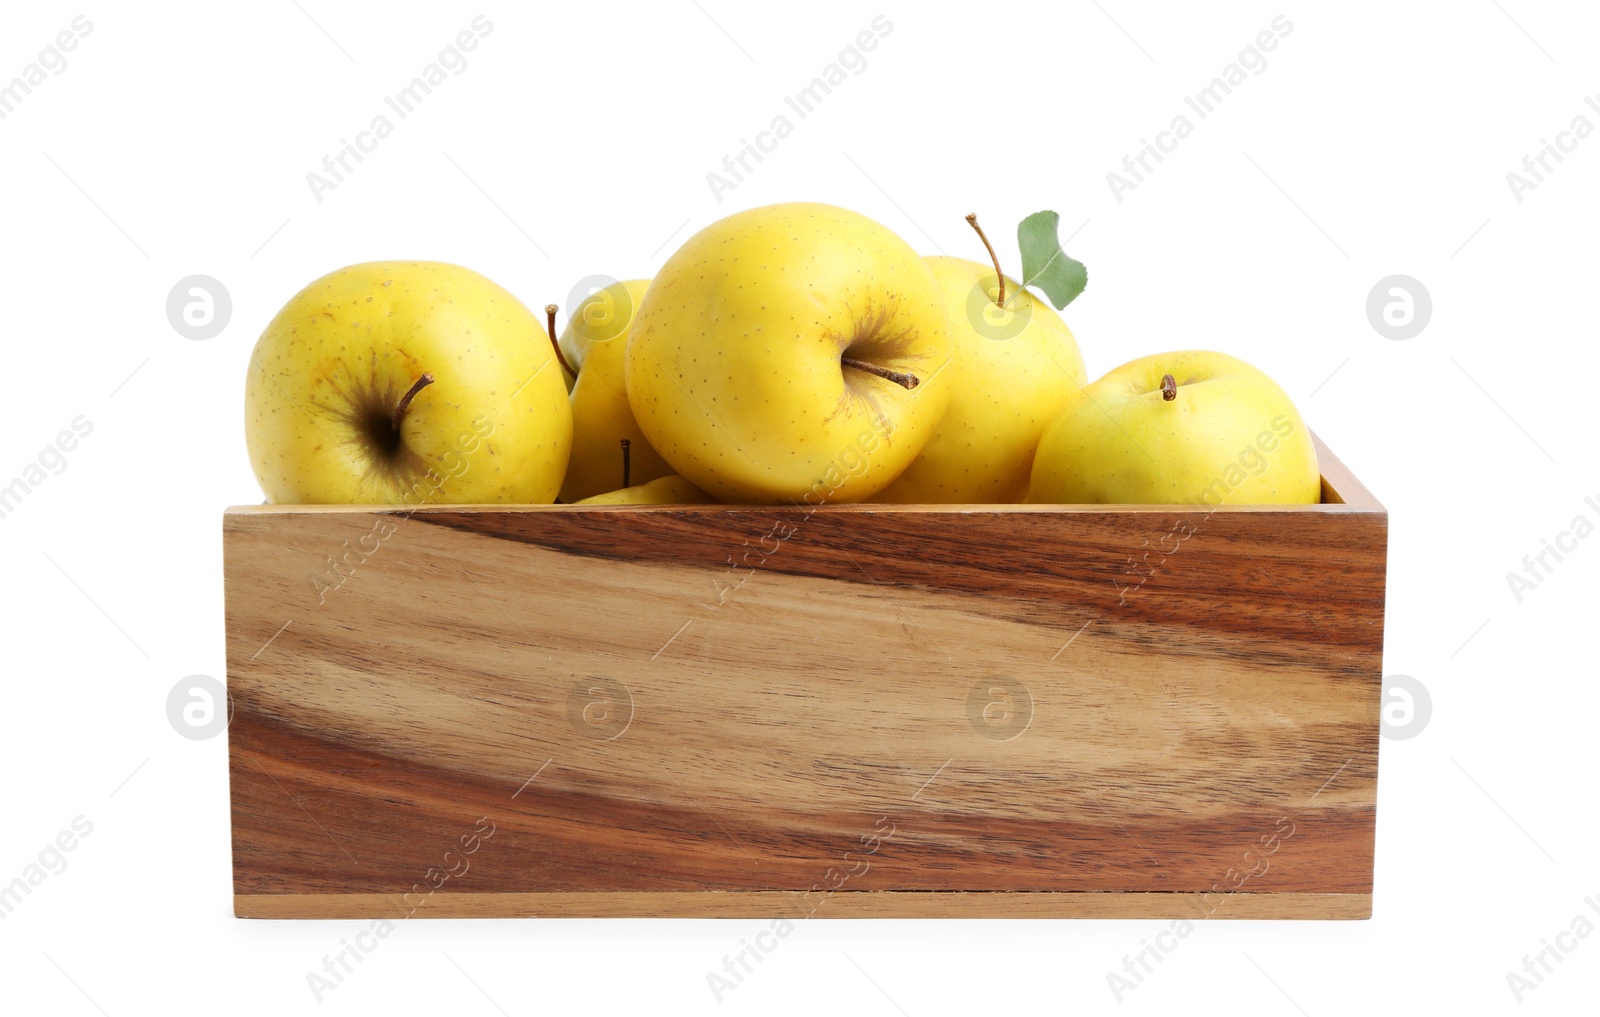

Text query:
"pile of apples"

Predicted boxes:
[[245, 202, 1319, 508]]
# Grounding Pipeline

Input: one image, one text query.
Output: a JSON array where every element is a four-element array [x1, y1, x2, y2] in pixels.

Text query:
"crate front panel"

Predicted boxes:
[[225, 503, 1383, 904]]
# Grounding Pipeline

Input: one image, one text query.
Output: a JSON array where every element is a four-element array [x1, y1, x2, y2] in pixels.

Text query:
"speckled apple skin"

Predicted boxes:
[[245, 261, 572, 504], [875, 256, 1086, 504], [624, 203, 953, 505], [1029, 350, 1320, 506], [558, 279, 675, 503]]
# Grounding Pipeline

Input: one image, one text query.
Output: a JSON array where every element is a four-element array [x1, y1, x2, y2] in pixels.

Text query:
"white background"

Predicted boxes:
[[2, 1, 1597, 1013]]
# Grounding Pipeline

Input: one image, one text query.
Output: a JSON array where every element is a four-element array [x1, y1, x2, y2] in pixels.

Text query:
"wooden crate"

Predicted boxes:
[[225, 434, 1385, 919]]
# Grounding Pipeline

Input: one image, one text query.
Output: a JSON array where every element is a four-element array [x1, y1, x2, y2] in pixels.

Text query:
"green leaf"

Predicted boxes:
[[1015, 210, 1087, 310]]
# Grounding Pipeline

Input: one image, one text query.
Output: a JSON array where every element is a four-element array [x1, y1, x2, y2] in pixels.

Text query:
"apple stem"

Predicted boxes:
[[392, 373, 435, 433], [546, 303, 578, 379], [965, 213, 1006, 307], [1161, 374, 1177, 401], [842, 358, 920, 390], [619, 439, 632, 489]]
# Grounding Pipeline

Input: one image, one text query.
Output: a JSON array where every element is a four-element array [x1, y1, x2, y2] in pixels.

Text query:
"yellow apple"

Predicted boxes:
[[1028, 350, 1319, 505], [557, 278, 675, 503], [624, 202, 953, 505], [875, 256, 1086, 503], [245, 261, 571, 504], [575, 475, 718, 505]]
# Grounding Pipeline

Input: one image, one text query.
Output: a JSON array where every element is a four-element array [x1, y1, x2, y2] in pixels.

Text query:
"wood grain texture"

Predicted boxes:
[[235, 892, 1372, 920], [225, 434, 1386, 918]]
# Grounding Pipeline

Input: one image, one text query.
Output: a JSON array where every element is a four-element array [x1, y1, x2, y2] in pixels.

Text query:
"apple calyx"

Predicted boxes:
[[965, 213, 1006, 307], [546, 303, 578, 379], [619, 438, 632, 489], [841, 357, 920, 390], [1160, 374, 1177, 401], [391, 373, 436, 435]]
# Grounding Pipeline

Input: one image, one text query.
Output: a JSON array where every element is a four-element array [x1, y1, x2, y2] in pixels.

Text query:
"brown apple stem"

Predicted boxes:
[[392, 373, 435, 433], [619, 439, 632, 489], [546, 303, 578, 379], [842, 358, 920, 390], [965, 213, 1005, 307], [1161, 374, 1177, 401]]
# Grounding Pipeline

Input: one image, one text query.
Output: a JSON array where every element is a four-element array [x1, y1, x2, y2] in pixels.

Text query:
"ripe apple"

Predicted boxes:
[[575, 475, 717, 505], [1028, 350, 1319, 505], [245, 261, 572, 504], [875, 255, 1086, 503], [624, 202, 954, 504], [556, 278, 675, 503]]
